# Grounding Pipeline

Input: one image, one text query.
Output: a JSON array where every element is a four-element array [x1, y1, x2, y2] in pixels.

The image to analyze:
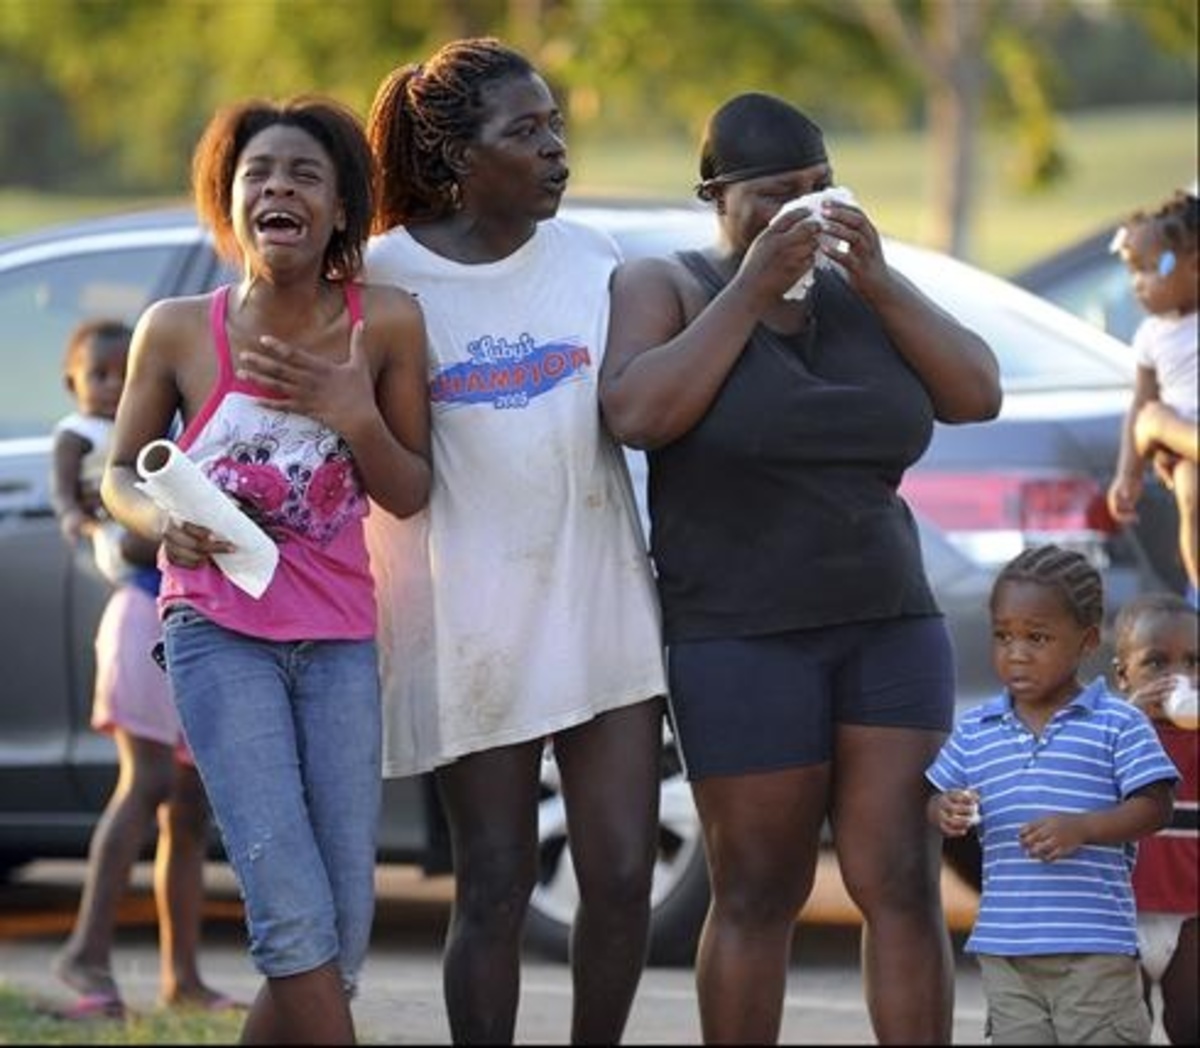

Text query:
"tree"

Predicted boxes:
[[0, 0, 1193, 255], [797, 0, 1194, 259], [0, 0, 467, 190], [848, 0, 991, 259]]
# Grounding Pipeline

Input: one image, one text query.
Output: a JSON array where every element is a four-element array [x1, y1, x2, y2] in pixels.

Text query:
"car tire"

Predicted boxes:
[[941, 833, 983, 894], [0, 856, 28, 883], [523, 730, 711, 968]]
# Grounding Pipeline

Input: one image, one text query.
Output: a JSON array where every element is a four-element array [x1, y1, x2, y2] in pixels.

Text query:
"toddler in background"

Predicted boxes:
[[1107, 190, 1199, 608], [1112, 592, 1198, 1046], [50, 319, 232, 1019], [927, 544, 1178, 1045], [51, 320, 143, 584]]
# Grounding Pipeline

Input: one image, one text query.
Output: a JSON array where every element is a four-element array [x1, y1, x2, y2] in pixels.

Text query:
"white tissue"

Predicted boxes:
[[771, 185, 859, 301], [1164, 674, 1198, 730], [135, 439, 279, 599]]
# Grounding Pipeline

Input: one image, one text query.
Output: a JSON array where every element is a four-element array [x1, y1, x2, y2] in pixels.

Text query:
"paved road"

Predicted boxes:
[[0, 858, 1165, 1045], [1, 860, 993, 1044]]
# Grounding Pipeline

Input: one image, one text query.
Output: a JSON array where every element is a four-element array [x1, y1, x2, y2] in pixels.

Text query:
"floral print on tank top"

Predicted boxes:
[[204, 409, 365, 546]]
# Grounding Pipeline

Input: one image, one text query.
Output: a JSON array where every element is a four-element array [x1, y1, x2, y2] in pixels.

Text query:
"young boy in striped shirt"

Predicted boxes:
[[927, 544, 1179, 1045]]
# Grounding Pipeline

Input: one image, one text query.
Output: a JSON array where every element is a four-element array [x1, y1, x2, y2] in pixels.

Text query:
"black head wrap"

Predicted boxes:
[[696, 92, 827, 199]]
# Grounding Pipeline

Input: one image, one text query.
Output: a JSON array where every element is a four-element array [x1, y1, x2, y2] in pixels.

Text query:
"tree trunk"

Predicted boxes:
[[507, 0, 544, 55], [925, 0, 987, 260]]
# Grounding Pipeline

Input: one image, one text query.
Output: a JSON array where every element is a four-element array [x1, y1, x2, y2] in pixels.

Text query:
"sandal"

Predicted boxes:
[[52, 955, 119, 999], [52, 991, 126, 1022]]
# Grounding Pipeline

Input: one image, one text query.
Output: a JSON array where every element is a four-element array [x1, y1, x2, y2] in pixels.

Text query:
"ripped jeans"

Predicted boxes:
[[162, 605, 381, 993]]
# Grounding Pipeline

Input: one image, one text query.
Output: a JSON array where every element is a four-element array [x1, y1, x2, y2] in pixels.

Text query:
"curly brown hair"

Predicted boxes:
[[191, 95, 375, 280]]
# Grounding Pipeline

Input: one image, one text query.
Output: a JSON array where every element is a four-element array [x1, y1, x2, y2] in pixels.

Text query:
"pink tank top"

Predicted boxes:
[[158, 283, 376, 641]]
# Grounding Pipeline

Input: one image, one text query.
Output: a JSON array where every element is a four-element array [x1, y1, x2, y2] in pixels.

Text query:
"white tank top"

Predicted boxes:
[[365, 218, 666, 775]]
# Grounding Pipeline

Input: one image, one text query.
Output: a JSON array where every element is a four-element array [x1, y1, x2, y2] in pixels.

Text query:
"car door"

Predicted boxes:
[[0, 227, 220, 863]]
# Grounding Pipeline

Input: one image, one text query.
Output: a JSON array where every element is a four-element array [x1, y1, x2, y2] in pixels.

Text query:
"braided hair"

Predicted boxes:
[[1123, 188, 1199, 256], [990, 544, 1105, 630], [366, 37, 535, 232]]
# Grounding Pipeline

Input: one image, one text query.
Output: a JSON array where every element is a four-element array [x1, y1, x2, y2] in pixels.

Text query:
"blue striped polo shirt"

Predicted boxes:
[[926, 676, 1179, 957]]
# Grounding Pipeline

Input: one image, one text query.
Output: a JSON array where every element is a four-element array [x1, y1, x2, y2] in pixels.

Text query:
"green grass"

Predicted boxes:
[[0, 984, 244, 1045], [0, 982, 411, 1045], [0, 192, 187, 241], [2, 104, 1195, 275]]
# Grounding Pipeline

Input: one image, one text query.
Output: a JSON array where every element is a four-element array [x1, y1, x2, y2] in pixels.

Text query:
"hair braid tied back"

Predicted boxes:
[[366, 37, 535, 233]]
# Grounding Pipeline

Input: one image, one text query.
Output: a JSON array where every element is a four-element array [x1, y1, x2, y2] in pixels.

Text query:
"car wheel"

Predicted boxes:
[[941, 832, 983, 894], [0, 855, 29, 883], [523, 728, 711, 968]]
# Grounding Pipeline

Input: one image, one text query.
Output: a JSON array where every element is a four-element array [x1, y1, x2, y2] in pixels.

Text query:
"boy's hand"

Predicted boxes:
[[933, 789, 980, 837], [1018, 814, 1085, 862], [1128, 673, 1177, 721]]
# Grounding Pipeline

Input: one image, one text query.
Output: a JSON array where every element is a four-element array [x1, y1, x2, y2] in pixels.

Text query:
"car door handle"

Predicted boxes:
[[0, 478, 44, 519]]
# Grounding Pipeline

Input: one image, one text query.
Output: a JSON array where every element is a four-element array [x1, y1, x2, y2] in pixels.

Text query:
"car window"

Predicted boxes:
[[562, 204, 714, 263], [0, 245, 180, 437], [1032, 257, 1142, 344], [886, 243, 1133, 391], [934, 294, 1130, 389]]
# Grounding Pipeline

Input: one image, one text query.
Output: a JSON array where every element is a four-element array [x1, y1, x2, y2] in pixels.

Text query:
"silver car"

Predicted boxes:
[[1011, 181, 1198, 343], [0, 202, 1185, 964]]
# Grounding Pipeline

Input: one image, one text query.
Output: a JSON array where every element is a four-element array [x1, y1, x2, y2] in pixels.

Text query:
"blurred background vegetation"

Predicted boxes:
[[0, 0, 1196, 273]]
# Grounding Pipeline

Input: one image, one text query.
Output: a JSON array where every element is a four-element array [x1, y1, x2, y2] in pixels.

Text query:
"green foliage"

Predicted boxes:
[[0, 189, 183, 239], [0, 0, 1194, 257], [0, 49, 79, 189], [987, 27, 1069, 191], [3, 0, 1191, 197], [563, 0, 918, 140], [1045, 0, 1198, 107], [570, 103, 1197, 273], [1125, 0, 1199, 64], [0, 0, 467, 190], [4, 104, 1193, 276]]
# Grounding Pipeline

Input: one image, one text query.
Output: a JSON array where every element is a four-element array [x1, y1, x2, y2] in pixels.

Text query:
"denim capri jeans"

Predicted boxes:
[[162, 606, 381, 993]]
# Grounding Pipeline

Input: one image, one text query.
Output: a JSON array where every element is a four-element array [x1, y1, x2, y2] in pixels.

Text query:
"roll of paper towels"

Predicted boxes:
[[135, 439, 279, 599]]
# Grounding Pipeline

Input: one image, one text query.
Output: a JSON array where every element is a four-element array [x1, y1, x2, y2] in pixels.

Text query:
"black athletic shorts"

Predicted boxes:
[[666, 615, 955, 780]]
